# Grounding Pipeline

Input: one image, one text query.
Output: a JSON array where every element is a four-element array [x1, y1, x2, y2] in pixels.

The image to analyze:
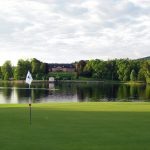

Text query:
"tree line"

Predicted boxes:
[[0, 58, 49, 80], [76, 59, 150, 83], [0, 58, 150, 83]]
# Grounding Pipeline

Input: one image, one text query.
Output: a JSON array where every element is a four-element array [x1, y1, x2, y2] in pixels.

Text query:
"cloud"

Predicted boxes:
[[0, 0, 150, 65]]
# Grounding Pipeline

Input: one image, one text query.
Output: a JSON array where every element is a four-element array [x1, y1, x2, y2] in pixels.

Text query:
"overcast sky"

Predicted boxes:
[[0, 0, 150, 65]]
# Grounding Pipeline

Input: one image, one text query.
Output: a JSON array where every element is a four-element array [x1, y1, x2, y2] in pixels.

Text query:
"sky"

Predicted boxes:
[[0, 0, 150, 65]]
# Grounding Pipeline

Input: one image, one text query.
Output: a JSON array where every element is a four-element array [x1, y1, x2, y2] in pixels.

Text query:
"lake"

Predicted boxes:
[[0, 82, 149, 104]]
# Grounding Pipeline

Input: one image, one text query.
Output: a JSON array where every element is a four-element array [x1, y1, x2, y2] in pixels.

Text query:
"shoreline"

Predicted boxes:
[[0, 79, 146, 84]]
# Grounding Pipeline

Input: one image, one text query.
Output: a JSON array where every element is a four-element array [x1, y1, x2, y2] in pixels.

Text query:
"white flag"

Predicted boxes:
[[26, 71, 33, 85]]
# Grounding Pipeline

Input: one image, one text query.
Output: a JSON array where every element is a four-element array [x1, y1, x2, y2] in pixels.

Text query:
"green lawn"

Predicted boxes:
[[1, 102, 150, 150]]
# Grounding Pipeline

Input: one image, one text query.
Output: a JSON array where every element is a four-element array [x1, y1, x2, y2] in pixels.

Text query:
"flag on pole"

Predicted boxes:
[[25, 71, 33, 125], [26, 71, 33, 85]]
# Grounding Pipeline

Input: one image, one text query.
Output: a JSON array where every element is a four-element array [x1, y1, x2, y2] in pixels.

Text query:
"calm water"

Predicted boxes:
[[0, 82, 149, 104]]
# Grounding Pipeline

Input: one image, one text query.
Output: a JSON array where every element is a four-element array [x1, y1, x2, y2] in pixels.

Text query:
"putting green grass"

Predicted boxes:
[[1, 102, 150, 150]]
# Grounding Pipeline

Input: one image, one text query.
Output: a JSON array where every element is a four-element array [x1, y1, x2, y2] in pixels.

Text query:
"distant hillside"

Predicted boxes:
[[137, 56, 150, 60]]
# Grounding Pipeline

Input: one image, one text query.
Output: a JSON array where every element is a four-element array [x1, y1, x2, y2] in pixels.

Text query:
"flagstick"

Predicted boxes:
[[26, 70, 33, 126], [29, 84, 32, 126]]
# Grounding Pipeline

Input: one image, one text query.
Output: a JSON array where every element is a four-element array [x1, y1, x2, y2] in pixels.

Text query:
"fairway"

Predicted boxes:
[[0, 102, 150, 150]]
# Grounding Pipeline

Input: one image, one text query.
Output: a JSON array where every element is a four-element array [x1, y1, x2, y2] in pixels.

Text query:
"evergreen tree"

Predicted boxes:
[[130, 69, 136, 81]]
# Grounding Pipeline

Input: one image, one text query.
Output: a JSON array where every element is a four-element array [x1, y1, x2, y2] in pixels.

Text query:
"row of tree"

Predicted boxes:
[[1, 58, 150, 83], [0, 58, 49, 80], [76, 59, 150, 83]]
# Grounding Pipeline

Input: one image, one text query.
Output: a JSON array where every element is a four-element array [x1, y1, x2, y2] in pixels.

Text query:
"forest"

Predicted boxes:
[[0, 58, 150, 83]]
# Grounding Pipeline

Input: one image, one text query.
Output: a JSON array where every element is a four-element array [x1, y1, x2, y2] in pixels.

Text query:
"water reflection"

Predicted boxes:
[[0, 82, 149, 104]]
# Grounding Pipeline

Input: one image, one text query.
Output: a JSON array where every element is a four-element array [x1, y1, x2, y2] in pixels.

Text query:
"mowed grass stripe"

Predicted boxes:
[[1, 102, 150, 111], [0, 102, 150, 150]]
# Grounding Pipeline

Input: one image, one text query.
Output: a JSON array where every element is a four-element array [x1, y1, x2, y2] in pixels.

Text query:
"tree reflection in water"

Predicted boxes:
[[0, 82, 149, 104]]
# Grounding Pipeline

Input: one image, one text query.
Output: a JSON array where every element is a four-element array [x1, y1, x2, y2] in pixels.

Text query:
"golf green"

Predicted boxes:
[[0, 102, 150, 150]]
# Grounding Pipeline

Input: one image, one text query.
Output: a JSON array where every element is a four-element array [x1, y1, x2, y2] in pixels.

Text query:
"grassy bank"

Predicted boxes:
[[0, 102, 150, 150], [0, 79, 146, 85], [59, 79, 146, 85]]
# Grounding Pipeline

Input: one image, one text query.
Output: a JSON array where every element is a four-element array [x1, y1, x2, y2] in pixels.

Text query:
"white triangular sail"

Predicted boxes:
[[25, 71, 33, 85]]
